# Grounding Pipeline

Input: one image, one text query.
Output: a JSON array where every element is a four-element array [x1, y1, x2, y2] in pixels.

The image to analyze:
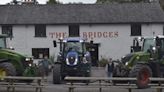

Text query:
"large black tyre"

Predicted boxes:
[[113, 66, 129, 84], [0, 62, 16, 76], [129, 64, 152, 89], [83, 72, 91, 84], [53, 64, 62, 84]]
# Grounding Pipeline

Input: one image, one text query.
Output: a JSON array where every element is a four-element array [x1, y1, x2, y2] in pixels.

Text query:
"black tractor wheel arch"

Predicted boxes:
[[0, 62, 16, 76], [53, 64, 62, 84], [129, 64, 152, 88]]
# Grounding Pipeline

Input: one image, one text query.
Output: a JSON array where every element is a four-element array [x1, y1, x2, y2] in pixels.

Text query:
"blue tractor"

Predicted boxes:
[[53, 37, 92, 84]]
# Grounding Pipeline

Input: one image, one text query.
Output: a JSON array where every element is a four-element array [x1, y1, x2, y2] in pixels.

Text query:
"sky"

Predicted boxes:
[[0, 0, 97, 4]]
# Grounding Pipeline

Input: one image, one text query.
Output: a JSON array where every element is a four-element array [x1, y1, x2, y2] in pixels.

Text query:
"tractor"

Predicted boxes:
[[0, 34, 38, 79], [113, 35, 164, 88], [52, 37, 92, 84]]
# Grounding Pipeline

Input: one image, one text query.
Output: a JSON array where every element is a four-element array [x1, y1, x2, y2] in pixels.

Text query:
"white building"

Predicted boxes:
[[0, 3, 164, 65]]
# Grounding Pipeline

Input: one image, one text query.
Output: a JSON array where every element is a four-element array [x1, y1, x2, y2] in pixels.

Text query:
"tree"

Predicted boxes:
[[8, 0, 20, 5], [12, 0, 18, 4], [33, 0, 39, 4], [46, 0, 61, 4]]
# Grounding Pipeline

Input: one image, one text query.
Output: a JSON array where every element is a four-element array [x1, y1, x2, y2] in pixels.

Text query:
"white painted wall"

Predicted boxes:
[[4, 25, 68, 60], [142, 24, 163, 36], [80, 24, 131, 60], [0, 24, 163, 61]]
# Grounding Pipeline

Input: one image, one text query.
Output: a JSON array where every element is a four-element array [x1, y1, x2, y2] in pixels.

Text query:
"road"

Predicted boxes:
[[0, 67, 158, 92]]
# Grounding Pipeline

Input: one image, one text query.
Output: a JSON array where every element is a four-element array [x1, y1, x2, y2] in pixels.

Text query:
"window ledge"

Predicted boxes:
[[34, 36, 47, 38]]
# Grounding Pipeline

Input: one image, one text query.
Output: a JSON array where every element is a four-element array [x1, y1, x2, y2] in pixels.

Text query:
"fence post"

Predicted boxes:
[[99, 80, 102, 92]]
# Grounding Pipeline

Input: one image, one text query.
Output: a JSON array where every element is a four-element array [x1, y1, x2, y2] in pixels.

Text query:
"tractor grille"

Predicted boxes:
[[68, 56, 76, 65]]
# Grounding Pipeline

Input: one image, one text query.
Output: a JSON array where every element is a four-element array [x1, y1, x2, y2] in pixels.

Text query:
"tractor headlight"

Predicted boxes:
[[25, 57, 33, 66], [152, 47, 156, 51], [29, 64, 32, 67], [66, 58, 69, 65], [136, 56, 140, 60], [125, 62, 128, 66], [25, 57, 33, 62], [25, 58, 30, 61]]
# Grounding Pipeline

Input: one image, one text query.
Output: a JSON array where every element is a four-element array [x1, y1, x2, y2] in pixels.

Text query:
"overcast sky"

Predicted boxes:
[[0, 0, 97, 4]]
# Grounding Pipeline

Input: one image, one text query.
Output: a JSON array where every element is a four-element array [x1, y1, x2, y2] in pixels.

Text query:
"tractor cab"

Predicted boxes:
[[131, 37, 143, 53], [0, 34, 9, 49], [0, 34, 15, 50], [141, 36, 164, 60], [130, 36, 164, 60], [153, 36, 164, 60], [63, 38, 87, 56]]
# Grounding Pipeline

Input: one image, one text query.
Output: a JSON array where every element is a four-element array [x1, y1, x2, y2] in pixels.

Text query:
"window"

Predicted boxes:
[[69, 25, 79, 37], [131, 24, 141, 36], [2, 25, 13, 37], [0, 37, 6, 48], [35, 25, 46, 37], [143, 38, 155, 52], [32, 48, 49, 59]]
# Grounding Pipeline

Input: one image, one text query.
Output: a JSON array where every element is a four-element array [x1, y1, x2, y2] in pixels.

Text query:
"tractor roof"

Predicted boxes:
[[143, 35, 164, 39], [156, 35, 164, 38], [0, 34, 9, 38], [63, 37, 86, 42]]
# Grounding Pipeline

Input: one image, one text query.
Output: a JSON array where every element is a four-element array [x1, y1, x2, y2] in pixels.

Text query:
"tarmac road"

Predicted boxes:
[[0, 67, 158, 92]]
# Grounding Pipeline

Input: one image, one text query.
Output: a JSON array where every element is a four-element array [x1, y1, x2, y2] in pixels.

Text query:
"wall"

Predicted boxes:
[[80, 24, 131, 60], [0, 23, 163, 61]]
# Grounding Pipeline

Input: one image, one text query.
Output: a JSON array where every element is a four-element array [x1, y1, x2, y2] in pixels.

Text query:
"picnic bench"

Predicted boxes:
[[65, 77, 164, 92], [0, 76, 46, 92]]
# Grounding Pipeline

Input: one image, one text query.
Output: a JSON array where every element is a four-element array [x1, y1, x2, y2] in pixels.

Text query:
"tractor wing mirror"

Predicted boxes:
[[53, 40, 57, 47]]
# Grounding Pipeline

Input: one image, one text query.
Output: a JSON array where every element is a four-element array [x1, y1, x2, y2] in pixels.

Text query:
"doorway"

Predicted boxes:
[[86, 43, 99, 67]]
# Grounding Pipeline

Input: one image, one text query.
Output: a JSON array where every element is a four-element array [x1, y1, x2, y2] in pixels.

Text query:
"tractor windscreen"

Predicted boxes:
[[159, 39, 164, 52], [0, 37, 6, 48], [143, 38, 155, 52], [64, 41, 86, 54]]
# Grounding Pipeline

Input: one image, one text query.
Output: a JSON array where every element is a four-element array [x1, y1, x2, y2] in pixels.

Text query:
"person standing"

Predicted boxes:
[[107, 58, 114, 78]]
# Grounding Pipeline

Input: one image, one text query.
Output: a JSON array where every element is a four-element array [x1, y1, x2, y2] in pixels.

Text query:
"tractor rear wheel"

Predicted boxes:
[[129, 64, 152, 88], [0, 62, 16, 77], [53, 64, 62, 84]]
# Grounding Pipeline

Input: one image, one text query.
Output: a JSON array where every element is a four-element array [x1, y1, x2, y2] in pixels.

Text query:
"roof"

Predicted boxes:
[[0, 3, 164, 25]]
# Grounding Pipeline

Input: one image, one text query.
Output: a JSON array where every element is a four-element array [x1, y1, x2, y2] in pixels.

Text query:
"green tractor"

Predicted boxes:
[[113, 35, 164, 88], [0, 34, 37, 78]]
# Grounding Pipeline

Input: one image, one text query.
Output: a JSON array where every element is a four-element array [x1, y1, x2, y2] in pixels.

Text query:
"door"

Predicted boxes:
[[86, 43, 99, 67]]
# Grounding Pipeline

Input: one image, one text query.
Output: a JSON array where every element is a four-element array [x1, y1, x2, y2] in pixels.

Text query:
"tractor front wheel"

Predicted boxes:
[[0, 62, 16, 77], [53, 64, 62, 84], [129, 64, 152, 88]]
